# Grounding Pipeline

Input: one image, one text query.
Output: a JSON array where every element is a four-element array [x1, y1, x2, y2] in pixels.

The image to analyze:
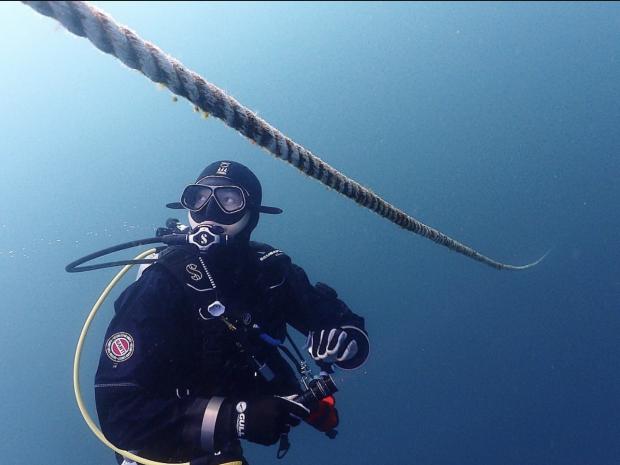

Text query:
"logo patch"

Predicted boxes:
[[186, 263, 203, 281], [105, 332, 135, 363], [236, 401, 247, 437], [258, 249, 283, 262], [216, 161, 230, 175]]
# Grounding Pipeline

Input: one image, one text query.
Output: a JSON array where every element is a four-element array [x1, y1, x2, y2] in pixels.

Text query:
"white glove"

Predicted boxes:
[[308, 328, 359, 364]]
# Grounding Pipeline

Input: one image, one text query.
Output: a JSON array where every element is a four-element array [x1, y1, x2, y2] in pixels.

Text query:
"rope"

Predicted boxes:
[[23, 1, 545, 270]]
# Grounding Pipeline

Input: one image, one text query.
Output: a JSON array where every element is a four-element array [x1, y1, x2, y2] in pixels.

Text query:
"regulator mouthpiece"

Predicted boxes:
[[179, 225, 227, 251]]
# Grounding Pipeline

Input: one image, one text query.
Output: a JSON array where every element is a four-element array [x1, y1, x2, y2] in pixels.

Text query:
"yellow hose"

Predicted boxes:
[[73, 248, 242, 465]]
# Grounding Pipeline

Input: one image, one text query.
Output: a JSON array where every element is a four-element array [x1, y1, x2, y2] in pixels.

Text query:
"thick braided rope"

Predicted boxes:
[[23, 0, 543, 270]]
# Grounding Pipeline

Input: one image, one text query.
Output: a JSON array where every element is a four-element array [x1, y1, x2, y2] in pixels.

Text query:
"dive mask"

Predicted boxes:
[[181, 184, 247, 213]]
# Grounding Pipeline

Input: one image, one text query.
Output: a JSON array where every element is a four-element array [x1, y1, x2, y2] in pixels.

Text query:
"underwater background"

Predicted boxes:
[[1, 2, 619, 464]]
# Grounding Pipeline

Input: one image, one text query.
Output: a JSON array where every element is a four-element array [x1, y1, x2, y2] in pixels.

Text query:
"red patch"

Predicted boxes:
[[105, 332, 135, 363]]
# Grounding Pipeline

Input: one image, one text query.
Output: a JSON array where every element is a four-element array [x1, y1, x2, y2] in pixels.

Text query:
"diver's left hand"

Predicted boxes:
[[308, 328, 358, 365]]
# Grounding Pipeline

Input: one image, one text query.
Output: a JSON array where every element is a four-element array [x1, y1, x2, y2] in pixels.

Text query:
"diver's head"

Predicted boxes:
[[177, 160, 281, 242]]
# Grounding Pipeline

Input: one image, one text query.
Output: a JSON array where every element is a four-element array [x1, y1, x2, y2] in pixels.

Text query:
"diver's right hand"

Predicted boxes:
[[221, 396, 309, 446]]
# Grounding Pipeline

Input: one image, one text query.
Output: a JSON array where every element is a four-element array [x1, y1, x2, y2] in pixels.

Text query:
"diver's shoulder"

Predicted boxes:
[[157, 244, 197, 262], [135, 247, 191, 287]]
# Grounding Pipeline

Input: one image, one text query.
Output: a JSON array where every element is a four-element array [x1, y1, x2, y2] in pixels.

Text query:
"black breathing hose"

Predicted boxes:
[[66, 237, 173, 272]]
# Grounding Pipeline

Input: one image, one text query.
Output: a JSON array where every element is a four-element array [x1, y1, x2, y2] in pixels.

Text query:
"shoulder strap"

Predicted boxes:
[[156, 246, 217, 294]]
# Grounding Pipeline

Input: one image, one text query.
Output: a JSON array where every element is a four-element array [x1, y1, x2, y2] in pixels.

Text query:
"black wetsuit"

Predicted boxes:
[[95, 242, 364, 464]]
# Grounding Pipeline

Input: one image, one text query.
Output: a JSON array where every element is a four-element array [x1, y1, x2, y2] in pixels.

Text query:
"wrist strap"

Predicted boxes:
[[201, 396, 225, 452]]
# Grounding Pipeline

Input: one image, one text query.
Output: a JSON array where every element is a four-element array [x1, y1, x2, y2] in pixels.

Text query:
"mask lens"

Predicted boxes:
[[214, 186, 245, 212], [181, 185, 213, 211]]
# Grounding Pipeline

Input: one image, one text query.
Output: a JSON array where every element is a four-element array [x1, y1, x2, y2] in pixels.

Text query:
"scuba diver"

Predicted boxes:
[[94, 160, 370, 465]]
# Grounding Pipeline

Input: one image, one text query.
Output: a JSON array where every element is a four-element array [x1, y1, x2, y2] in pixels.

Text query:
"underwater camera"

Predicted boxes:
[[296, 374, 338, 408]]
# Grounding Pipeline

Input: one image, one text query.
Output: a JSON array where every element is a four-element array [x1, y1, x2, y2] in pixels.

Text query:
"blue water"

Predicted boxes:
[[1, 2, 619, 464]]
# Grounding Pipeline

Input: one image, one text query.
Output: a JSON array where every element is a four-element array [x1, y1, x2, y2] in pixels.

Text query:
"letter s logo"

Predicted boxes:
[[186, 263, 203, 281]]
